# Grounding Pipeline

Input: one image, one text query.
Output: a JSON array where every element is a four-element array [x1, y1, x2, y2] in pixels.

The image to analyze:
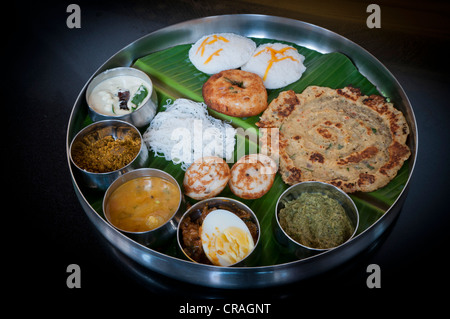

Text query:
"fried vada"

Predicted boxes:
[[202, 69, 268, 117]]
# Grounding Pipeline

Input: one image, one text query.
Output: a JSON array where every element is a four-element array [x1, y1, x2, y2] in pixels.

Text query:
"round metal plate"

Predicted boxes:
[[66, 14, 417, 289]]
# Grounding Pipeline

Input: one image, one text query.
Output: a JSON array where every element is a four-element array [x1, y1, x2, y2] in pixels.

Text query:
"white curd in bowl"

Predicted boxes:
[[88, 75, 151, 116]]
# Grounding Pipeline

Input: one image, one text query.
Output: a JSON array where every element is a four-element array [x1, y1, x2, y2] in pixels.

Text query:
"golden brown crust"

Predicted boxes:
[[258, 86, 410, 193], [183, 156, 231, 200], [228, 154, 277, 199], [202, 69, 268, 117], [256, 90, 299, 128]]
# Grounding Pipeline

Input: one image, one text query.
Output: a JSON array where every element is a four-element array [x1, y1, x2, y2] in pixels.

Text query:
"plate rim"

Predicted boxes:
[[66, 13, 418, 288]]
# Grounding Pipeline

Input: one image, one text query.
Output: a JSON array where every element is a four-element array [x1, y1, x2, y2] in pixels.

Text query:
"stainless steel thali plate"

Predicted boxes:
[[66, 14, 417, 289]]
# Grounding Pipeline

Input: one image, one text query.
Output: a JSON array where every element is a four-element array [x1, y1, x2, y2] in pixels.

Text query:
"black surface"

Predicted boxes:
[[9, 0, 450, 313]]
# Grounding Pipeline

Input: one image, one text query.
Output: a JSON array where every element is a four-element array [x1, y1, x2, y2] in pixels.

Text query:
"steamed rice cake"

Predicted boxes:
[[189, 33, 256, 74], [241, 43, 306, 89]]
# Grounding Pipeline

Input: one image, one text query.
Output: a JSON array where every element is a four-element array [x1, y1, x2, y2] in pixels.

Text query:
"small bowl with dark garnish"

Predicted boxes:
[[85, 67, 158, 129]]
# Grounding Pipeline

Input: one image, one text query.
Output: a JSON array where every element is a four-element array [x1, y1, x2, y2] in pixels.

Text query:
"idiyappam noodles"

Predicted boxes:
[[143, 99, 236, 170]]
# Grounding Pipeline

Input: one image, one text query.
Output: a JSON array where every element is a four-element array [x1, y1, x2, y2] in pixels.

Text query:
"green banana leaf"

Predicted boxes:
[[80, 37, 409, 266]]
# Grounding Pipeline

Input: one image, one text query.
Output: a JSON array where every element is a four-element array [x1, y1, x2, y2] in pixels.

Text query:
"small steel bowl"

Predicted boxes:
[[274, 181, 359, 259], [69, 119, 149, 191], [86, 67, 158, 129], [103, 168, 185, 248], [177, 197, 261, 267]]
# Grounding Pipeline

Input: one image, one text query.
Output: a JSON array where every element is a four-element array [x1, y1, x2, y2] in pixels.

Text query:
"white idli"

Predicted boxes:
[[241, 43, 306, 89], [189, 33, 256, 74]]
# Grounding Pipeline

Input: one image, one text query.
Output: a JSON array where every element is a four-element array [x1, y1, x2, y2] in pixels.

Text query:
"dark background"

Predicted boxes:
[[9, 0, 450, 313]]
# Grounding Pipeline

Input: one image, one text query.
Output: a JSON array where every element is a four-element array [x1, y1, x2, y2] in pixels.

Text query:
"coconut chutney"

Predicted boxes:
[[88, 75, 150, 116]]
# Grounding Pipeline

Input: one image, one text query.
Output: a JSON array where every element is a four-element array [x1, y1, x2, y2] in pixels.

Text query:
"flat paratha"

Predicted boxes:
[[256, 86, 410, 193]]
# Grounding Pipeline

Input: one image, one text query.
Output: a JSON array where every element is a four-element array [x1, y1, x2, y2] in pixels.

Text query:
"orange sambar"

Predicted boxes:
[[105, 176, 180, 232]]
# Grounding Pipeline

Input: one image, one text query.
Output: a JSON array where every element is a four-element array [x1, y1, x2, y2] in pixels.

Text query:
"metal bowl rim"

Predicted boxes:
[[85, 66, 154, 120], [274, 181, 360, 252], [102, 167, 183, 234], [176, 196, 261, 267], [69, 119, 145, 175]]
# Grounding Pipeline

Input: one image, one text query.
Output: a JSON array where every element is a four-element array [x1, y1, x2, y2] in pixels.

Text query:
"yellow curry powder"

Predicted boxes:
[[71, 133, 141, 173]]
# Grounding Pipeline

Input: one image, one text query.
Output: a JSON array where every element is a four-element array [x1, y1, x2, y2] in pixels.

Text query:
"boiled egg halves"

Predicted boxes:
[[200, 209, 255, 266]]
